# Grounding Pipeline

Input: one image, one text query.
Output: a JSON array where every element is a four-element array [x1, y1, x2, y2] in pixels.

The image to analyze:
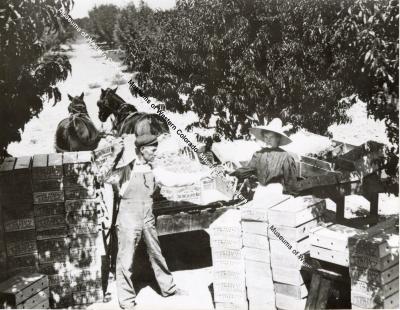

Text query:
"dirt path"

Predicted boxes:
[[7, 38, 203, 156]]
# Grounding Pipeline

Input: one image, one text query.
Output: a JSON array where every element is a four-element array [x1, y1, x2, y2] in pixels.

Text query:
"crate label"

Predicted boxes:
[[35, 215, 66, 231], [34, 202, 65, 217], [65, 187, 96, 200], [212, 249, 243, 261], [32, 179, 63, 192], [65, 199, 97, 213], [37, 238, 69, 252], [4, 218, 35, 232], [32, 166, 63, 179], [69, 234, 98, 248], [66, 210, 98, 224], [36, 227, 68, 240], [6, 240, 37, 256], [33, 191, 64, 204], [68, 222, 98, 235]]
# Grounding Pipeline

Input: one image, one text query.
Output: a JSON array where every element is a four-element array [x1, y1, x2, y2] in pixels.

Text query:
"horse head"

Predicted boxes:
[[67, 92, 88, 115], [97, 87, 128, 122]]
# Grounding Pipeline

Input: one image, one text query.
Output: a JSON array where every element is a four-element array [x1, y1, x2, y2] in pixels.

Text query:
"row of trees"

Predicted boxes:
[[0, 0, 75, 157], [76, 4, 120, 46], [85, 0, 398, 176]]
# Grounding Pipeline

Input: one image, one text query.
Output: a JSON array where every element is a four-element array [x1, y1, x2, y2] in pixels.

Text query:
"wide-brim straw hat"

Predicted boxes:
[[249, 118, 292, 146]]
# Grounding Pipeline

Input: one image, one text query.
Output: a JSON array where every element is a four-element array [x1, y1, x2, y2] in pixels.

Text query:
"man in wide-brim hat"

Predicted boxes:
[[232, 118, 298, 204]]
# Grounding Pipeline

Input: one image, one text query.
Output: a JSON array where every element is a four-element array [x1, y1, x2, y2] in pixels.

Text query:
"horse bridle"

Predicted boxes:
[[100, 90, 120, 115], [101, 90, 140, 132]]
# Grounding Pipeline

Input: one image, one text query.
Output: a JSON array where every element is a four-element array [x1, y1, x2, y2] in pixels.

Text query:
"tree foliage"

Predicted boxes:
[[331, 0, 399, 175], [87, 4, 119, 45], [0, 0, 73, 156], [114, 0, 398, 176]]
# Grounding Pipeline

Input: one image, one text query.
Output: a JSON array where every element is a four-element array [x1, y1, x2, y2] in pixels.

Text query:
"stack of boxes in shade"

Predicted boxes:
[[309, 223, 361, 267], [33, 154, 66, 241], [0, 272, 50, 309], [0, 200, 5, 282], [32, 153, 70, 309], [267, 196, 326, 310], [0, 157, 37, 277], [63, 152, 103, 307], [210, 209, 247, 310], [240, 195, 290, 310], [349, 216, 399, 309]]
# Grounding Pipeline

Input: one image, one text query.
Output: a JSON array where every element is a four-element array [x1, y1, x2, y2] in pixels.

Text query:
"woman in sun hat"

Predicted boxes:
[[232, 118, 298, 206]]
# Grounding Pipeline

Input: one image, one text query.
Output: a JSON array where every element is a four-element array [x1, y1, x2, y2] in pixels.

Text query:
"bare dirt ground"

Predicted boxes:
[[6, 38, 390, 310]]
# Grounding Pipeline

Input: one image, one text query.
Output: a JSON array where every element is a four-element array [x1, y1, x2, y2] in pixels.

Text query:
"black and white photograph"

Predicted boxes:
[[0, 0, 399, 309]]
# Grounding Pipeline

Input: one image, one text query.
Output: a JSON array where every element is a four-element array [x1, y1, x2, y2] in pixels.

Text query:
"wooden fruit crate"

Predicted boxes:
[[0, 272, 48, 308], [32, 154, 63, 180], [274, 282, 308, 299], [0, 157, 32, 204], [267, 196, 326, 227]]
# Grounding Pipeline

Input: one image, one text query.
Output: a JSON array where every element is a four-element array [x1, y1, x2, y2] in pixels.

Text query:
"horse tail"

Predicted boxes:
[[67, 115, 75, 138]]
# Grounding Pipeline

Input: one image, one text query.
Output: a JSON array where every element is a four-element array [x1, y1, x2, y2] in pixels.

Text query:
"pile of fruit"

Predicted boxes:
[[153, 145, 211, 187]]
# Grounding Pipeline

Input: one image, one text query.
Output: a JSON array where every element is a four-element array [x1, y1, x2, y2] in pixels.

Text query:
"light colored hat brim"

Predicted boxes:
[[249, 127, 292, 146], [116, 134, 137, 168]]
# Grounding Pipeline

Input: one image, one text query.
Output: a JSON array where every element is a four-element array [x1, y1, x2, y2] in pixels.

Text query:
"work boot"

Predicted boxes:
[[120, 301, 137, 310], [165, 287, 188, 297]]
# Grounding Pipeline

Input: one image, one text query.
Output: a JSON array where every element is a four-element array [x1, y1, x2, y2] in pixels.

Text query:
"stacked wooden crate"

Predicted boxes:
[[0, 200, 5, 282], [240, 196, 290, 310], [32, 153, 70, 309], [349, 217, 399, 309], [210, 209, 247, 310], [267, 196, 326, 310], [0, 272, 50, 309], [310, 224, 362, 267], [33, 154, 66, 241], [0, 157, 37, 278], [63, 152, 103, 307]]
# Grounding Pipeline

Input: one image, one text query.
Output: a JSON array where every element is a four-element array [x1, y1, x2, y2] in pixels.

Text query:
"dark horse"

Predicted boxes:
[[97, 87, 169, 136], [55, 93, 104, 152]]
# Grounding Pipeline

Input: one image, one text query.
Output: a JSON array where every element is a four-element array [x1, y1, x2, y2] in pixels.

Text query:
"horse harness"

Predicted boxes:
[[102, 91, 140, 134]]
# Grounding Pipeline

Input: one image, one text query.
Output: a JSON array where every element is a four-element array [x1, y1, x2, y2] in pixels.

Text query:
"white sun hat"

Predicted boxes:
[[249, 118, 292, 146]]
